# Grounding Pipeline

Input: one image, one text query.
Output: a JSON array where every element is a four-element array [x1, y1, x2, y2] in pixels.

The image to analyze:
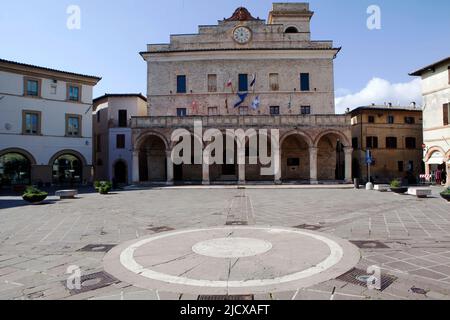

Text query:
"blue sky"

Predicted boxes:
[[1, 0, 449, 111]]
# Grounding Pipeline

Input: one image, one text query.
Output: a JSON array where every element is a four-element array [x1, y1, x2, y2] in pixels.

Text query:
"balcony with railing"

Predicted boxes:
[[131, 114, 351, 129]]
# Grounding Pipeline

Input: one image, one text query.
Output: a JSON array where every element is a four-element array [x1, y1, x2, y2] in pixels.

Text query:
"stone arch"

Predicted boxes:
[[135, 131, 169, 151], [280, 130, 314, 148], [48, 149, 87, 167], [314, 130, 350, 148], [424, 146, 446, 162], [0, 148, 37, 165], [280, 131, 312, 181]]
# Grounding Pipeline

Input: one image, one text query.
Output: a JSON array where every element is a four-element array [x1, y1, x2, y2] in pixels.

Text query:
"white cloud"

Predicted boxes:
[[335, 78, 423, 114]]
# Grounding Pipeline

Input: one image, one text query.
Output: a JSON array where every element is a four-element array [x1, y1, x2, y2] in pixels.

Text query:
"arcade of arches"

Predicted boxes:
[[132, 130, 353, 185], [0, 148, 92, 187]]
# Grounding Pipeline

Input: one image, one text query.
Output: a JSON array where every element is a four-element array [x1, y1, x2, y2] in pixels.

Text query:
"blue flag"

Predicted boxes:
[[251, 96, 260, 110], [234, 93, 248, 108]]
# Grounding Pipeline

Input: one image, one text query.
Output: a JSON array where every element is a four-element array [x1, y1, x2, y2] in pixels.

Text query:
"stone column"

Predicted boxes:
[[446, 162, 450, 187], [344, 147, 354, 183], [309, 147, 318, 184], [132, 151, 140, 184], [425, 163, 431, 183], [202, 153, 210, 185], [238, 165, 246, 185], [166, 151, 174, 185]]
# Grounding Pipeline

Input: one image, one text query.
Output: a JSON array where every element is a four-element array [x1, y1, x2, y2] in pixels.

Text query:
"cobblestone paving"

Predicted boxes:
[[0, 186, 449, 300]]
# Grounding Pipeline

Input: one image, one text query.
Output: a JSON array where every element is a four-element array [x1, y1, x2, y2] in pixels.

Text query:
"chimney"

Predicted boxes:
[[388, 102, 392, 108], [411, 102, 416, 108]]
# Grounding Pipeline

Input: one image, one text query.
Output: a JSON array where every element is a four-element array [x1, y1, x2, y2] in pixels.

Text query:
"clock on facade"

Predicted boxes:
[[233, 26, 252, 44]]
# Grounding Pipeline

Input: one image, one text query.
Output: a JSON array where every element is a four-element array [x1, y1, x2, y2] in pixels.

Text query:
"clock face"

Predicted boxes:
[[233, 26, 252, 44]]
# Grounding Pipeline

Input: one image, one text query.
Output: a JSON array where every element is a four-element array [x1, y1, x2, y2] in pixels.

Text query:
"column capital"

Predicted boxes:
[[344, 147, 354, 154]]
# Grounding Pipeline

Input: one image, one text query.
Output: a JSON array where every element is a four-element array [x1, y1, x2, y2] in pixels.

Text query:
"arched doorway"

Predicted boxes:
[[425, 148, 447, 185], [52, 154, 83, 185], [0, 150, 33, 186], [138, 135, 167, 182], [316, 132, 347, 181], [114, 160, 128, 185], [281, 134, 311, 182]]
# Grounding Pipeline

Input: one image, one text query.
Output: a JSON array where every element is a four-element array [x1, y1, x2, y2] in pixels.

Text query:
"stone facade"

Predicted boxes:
[[133, 3, 352, 185], [350, 105, 424, 184], [410, 57, 450, 186]]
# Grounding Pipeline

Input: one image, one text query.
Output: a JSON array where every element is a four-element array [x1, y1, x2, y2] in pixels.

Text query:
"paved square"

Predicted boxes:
[[1, 186, 450, 300]]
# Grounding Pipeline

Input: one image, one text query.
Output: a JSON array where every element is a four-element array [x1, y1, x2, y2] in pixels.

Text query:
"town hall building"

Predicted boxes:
[[132, 3, 353, 185]]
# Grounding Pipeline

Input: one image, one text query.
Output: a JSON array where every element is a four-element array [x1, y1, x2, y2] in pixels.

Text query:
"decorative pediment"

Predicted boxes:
[[224, 7, 259, 22]]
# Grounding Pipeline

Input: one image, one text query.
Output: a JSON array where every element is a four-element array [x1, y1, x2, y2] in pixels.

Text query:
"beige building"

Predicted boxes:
[[133, 3, 353, 185], [0, 59, 101, 187], [350, 105, 423, 184], [410, 57, 450, 186]]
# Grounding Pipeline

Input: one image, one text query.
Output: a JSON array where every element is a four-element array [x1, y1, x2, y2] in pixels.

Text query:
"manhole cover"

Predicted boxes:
[[66, 272, 119, 295], [294, 224, 322, 231], [337, 268, 397, 292], [411, 287, 428, 295], [226, 221, 248, 226], [78, 244, 116, 253], [198, 295, 254, 301], [350, 241, 390, 249], [148, 226, 175, 233]]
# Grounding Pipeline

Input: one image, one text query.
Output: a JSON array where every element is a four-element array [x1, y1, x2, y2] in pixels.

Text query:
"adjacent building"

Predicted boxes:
[[93, 94, 148, 184], [0, 59, 101, 187], [410, 57, 450, 186], [350, 105, 423, 184], [133, 3, 353, 185]]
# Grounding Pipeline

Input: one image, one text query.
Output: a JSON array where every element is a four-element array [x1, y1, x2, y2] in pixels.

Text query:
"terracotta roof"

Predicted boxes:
[[93, 93, 147, 104], [0, 58, 101, 82], [350, 105, 423, 113], [409, 56, 450, 76], [224, 7, 261, 22]]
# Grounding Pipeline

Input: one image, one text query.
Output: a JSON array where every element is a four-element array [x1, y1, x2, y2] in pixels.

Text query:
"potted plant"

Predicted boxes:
[[22, 186, 48, 204], [441, 187, 450, 202], [390, 179, 408, 194], [94, 181, 113, 195]]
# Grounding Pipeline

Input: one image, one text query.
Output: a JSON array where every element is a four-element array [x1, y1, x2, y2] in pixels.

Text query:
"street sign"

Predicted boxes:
[[366, 150, 373, 165]]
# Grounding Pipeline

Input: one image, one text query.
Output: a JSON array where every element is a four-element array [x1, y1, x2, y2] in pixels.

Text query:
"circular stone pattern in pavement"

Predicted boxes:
[[103, 227, 361, 295]]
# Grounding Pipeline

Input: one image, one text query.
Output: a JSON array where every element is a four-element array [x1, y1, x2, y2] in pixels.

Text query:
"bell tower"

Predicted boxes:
[[268, 3, 314, 37]]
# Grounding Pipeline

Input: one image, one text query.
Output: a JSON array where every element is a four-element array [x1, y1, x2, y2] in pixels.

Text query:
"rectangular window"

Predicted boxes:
[[287, 158, 300, 167], [22, 111, 41, 135], [352, 137, 359, 149], [368, 116, 375, 123], [118, 110, 128, 127], [96, 135, 101, 152], [239, 106, 248, 115], [366, 136, 378, 149], [116, 134, 126, 149], [97, 110, 101, 123], [301, 106, 311, 115], [386, 137, 398, 149], [66, 114, 82, 137], [269, 73, 279, 91], [387, 116, 394, 124], [238, 74, 248, 92], [177, 108, 187, 117], [208, 107, 218, 116], [404, 117, 415, 124], [25, 79, 39, 97], [177, 75, 187, 93], [68, 85, 81, 102], [300, 73, 310, 91], [398, 161, 404, 172], [207, 74, 217, 92], [405, 137, 417, 149], [408, 161, 414, 172], [270, 106, 280, 115], [444, 103, 449, 126]]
